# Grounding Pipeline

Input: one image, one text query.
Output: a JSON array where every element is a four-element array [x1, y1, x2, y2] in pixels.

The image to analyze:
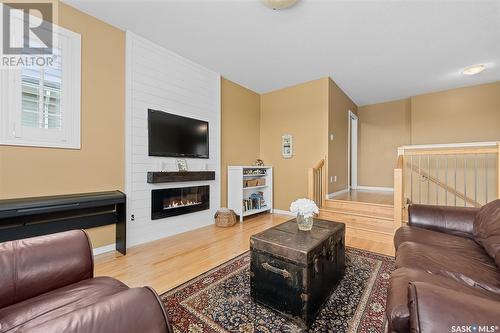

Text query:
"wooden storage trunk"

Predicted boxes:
[[250, 219, 345, 328]]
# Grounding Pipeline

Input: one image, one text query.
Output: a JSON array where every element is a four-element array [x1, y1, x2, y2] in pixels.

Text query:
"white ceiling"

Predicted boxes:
[[63, 0, 500, 106]]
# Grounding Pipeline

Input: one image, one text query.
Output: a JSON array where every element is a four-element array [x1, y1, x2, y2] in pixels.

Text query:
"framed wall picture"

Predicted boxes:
[[282, 134, 293, 158], [176, 159, 188, 171]]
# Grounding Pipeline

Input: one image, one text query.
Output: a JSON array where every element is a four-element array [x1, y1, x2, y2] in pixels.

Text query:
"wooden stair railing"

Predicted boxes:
[[405, 161, 481, 208], [308, 158, 327, 208], [393, 142, 500, 229]]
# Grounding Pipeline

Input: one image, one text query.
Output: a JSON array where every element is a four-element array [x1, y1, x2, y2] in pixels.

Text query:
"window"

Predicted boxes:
[[21, 56, 62, 130], [0, 25, 81, 149]]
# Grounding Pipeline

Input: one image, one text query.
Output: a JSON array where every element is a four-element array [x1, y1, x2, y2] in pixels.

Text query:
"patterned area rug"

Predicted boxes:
[[161, 248, 394, 333]]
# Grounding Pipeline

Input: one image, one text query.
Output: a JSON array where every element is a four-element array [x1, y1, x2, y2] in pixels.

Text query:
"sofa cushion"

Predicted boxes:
[[473, 199, 500, 267], [12, 287, 171, 333], [386, 267, 500, 333], [0, 230, 94, 309], [395, 241, 500, 295], [408, 282, 500, 333], [394, 226, 484, 261], [0, 277, 128, 333], [408, 204, 477, 238]]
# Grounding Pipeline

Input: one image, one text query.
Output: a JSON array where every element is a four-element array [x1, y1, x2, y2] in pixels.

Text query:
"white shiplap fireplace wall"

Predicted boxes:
[[125, 32, 221, 247]]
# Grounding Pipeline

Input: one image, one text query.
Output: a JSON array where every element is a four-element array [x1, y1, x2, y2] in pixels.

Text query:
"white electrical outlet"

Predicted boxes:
[[330, 133, 334, 141], [330, 176, 333, 183], [334, 176, 337, 182]]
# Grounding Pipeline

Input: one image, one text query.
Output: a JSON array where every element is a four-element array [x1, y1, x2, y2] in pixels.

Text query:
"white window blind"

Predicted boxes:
[[21, 50, 62, 130], [0, 24, 81, 149]]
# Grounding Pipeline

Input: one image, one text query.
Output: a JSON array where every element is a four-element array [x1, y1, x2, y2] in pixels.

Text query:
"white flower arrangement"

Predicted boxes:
[[290, 198, 319, 218]]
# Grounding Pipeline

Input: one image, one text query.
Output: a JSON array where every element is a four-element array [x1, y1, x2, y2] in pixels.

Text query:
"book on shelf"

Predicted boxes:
[[242, 191, 267, 212]]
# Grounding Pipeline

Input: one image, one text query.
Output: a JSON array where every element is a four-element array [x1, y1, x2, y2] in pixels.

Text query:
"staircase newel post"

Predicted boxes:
[[394, 155, 404, 232], [308, 168, 315, 202], [497, 143, 500, 199]]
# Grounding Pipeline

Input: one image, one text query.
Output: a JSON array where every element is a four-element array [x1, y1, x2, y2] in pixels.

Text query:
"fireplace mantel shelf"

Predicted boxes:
[[147, 171, 216, 184]]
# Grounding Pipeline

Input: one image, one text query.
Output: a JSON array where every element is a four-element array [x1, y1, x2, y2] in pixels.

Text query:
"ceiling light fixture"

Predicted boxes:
[[462, 64, 486, 76], [262, 0, 298, 10]]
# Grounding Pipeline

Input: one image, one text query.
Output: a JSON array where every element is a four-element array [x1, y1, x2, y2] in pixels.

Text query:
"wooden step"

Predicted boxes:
[[345, 227, 395, 256], [324, 199, 394, 218], [321, 206, 393, 221], [319, 208, 395, 235]]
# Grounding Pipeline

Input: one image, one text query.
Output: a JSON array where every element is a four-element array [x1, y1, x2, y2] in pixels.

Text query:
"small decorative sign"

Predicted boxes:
[[282, 134, 293, 159]]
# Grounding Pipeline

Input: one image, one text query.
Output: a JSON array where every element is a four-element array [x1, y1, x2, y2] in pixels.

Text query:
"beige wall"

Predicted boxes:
[[328, 79, 358, 193], [358, 81, 500, 187], [260, 78, 329, 210], [221, 78, 261, 206], [358, 99, 411, 187], [223, 77, 355, 210], [411, 81, 500, 144], [0, 3, 125, 248]]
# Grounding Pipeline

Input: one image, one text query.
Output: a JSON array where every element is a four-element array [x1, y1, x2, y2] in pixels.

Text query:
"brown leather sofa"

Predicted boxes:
[[386, 199, 500, 333], [0, 230, 173, 333]]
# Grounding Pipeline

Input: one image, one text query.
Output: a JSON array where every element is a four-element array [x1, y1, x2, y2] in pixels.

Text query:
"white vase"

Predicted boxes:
[[296, 213, 314, 231]]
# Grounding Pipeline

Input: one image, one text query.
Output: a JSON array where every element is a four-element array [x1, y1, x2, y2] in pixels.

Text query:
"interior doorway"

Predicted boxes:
[[348, 110, 358, 190]]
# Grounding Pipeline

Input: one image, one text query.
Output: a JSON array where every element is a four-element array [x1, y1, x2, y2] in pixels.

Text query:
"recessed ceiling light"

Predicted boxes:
[[462, 64, 486, 76], [262, 0, 298, 10]]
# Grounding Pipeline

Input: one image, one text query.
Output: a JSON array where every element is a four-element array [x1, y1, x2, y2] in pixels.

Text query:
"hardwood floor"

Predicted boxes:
[[94, 213, 394, 294], [331, 189, 394, 205]]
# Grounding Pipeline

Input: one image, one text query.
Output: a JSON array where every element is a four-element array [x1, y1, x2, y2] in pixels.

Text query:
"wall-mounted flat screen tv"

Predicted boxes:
[[148, 109, 209, 159]]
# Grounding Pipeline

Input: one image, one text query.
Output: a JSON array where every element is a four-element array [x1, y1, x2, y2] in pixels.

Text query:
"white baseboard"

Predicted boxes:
[[327, 188, 349, 199], [93, 243, 116, 256], [356, 186, 394, 192], [272, 209, 296, 217]]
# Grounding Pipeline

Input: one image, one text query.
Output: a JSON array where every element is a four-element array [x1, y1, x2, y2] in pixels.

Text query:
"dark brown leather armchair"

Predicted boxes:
[[0, 230, 172, 333], [386, 200, 500, 333]]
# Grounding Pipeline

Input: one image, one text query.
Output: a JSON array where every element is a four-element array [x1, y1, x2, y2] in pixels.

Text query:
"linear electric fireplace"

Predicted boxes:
[[151, 185, 209, 220]]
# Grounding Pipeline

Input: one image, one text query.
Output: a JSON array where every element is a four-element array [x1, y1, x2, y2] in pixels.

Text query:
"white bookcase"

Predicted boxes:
[[227, 166, 273, 222]]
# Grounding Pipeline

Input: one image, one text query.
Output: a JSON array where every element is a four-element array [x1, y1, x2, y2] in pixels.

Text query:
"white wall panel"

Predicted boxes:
[[125, 32, 221, 247]]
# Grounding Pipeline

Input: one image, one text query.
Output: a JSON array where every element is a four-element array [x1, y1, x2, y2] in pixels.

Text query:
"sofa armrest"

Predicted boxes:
[[0, 230, 94, 308], [408, 204, 478, 238], [19, 287, 173, 333], [408, 282, 500, 333]]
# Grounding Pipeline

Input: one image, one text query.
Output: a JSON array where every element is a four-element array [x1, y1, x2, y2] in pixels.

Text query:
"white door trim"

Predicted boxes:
[[347, 110, 358, 190]]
